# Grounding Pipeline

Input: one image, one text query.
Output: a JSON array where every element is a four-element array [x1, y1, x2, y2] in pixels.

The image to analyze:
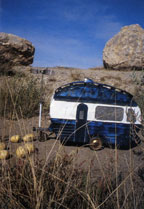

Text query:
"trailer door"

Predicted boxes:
[[75, 103, 88, 143]]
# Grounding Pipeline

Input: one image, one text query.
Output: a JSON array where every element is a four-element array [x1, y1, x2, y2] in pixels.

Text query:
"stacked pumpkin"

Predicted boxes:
[[10, 134, 35, 158], [0, 142, 9, 160]]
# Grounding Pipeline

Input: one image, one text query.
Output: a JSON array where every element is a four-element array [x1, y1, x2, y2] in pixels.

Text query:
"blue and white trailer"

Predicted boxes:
[[48, 78, 141, 150]]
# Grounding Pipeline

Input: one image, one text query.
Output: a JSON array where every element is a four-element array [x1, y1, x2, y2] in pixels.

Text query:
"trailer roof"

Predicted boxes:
[[54, 80, 137, 106]]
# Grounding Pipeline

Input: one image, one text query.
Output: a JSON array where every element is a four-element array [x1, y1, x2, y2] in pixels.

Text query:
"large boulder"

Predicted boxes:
[[103, 24, 144, 70], [0, 33, 35, 73]]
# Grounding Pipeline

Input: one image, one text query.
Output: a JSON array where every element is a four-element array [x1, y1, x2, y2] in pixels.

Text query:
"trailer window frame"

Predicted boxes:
[[95, 106, 124, 122]]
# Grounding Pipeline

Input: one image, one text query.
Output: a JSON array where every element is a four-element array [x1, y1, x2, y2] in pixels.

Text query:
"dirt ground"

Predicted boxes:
[[0, 115, 144, 182], [0, 67, 144, 186]]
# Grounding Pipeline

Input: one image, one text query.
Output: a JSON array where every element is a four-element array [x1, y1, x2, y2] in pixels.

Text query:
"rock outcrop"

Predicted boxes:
[[103, 24, 144, 70], [0, 33, 35, 73]]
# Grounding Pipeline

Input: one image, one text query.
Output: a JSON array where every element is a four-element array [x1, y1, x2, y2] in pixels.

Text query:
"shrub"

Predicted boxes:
[[0, 75, 41, 119], [70, 70, 84, 82], [0, 151, 143, 209], [0, 154, 88, 209]]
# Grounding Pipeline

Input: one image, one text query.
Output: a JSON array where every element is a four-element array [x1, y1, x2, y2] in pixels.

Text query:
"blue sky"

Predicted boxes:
[[1, 0, 144, 69]]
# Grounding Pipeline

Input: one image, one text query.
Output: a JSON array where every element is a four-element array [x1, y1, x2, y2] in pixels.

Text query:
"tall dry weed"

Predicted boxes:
[[0, 75, 41, 119]]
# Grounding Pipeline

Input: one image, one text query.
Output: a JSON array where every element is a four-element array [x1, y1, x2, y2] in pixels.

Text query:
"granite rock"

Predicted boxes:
[[103, 24, 144, 70]]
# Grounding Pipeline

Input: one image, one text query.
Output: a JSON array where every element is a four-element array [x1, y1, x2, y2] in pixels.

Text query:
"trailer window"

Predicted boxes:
[[127, 109, 136, 122], [95, 106, 124, 121], [79, 111, 84, 120]]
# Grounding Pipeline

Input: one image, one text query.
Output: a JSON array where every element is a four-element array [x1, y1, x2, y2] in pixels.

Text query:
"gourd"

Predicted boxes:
[[16, 143, 35, 158], [24, 143, 35, 154], [23, 133, 34, 142], [16, 146, 27, 158], [0, 150, 9, 160], [0, 142, 6, 150], [10, 135, 20, 143]]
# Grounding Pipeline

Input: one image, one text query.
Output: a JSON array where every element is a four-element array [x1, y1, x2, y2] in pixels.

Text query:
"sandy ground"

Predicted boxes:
[[0, 67, 144, 188], [0, 115, 144, 183]]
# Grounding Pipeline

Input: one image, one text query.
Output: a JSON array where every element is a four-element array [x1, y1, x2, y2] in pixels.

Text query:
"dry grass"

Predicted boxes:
[[0, 141, 144, 209], [0, 74, 52, 119], [100, 75, 122, 83], [0, 75, 41, 119], [70, 69, 85, 82], [0, 68, 144, 209]]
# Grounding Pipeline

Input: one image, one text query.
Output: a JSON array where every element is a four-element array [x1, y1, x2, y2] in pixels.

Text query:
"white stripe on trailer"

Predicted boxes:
[[50, 99, 141, 124]]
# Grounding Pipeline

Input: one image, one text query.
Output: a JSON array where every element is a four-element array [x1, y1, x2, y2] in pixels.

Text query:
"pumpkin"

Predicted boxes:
[[16, 146, 27, 158], [0, 142, 6, 150], [10, 135, 20, 143], [23, 133, 34, 142], [0, 150, 9, 160], [24, 143, 35, 154]]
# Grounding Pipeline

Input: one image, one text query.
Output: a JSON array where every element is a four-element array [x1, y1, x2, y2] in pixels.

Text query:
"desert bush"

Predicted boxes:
[[100, 75, 122, 83], [0, 151, 143, 209], [0, 154, 87, 209], [132, 70, 144, 137], [131, 68, 144, 85], [48, 75, 57, 82], [134, 87, 144, 115], [0, 75, 41, 119], [70, 70, 84, 82], [0, 63, 15, 76]]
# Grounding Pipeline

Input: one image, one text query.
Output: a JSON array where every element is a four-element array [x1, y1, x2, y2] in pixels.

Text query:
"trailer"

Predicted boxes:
[[35, 78, 142, 150]]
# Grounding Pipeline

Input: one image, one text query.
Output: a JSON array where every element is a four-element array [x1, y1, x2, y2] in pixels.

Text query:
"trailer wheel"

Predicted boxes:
[[89, 137, 103, 151]]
